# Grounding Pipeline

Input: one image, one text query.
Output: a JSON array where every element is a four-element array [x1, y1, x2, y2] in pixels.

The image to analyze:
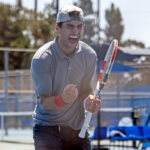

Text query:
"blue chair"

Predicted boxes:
[[138, 126, 150, 149], [90, 126, 108, 140], [142, 142, 150, 149], [142, 126, 150, 140], [108, 126, 129, 141], [108, 126, 131, 148], [123, 126, 142, 140], [90, 127, 110, 150]]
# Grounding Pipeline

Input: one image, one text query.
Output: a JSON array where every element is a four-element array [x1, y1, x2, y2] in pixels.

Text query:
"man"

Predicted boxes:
[[31, 5, 101, 150]]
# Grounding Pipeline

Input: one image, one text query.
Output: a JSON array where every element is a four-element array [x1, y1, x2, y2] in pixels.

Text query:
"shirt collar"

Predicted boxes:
[[53, 37, 81, 59]]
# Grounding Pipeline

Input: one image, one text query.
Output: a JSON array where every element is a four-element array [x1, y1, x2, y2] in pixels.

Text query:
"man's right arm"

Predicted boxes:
[[39, 94, 59, 110], [39, 84, 78, 111], [31, 57, 78, 111]]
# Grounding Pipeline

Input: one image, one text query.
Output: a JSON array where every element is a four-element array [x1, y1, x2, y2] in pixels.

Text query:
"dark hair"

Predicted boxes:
[[69, 11, 81, 17], [57, 22, 63, 28]]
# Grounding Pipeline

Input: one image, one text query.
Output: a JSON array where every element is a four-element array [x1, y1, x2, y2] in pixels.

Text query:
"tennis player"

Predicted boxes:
[[31, 5, 101, 150]]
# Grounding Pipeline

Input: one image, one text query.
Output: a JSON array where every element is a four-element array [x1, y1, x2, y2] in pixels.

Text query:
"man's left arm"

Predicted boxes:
[[79, 53, 100, 113]]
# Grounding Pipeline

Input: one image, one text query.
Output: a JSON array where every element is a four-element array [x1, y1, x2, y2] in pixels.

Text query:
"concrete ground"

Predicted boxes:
[[0, 136, 34, 150], [0, 138, 140, 150], [0, 130, 147, 150]]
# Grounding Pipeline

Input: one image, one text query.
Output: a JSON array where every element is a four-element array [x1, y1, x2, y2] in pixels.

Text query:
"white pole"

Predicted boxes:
[[1, 115, 4, 139]]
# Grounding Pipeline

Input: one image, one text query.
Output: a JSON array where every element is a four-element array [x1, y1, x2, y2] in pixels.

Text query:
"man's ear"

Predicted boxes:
[[55, 24, 59, 32]]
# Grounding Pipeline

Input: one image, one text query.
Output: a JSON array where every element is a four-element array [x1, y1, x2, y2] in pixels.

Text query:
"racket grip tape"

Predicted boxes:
[[78, 112, 92, 138]]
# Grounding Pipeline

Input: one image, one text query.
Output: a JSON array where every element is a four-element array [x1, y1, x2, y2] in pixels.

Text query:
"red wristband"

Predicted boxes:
[[54, 95, 67, 107]]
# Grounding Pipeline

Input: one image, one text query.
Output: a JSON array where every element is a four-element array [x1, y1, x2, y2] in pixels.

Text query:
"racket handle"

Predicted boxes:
[[79, 112, 92, 138]]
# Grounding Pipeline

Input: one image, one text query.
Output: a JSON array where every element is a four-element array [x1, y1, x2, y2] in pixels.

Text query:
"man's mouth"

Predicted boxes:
[[69, 35, 78, 43]]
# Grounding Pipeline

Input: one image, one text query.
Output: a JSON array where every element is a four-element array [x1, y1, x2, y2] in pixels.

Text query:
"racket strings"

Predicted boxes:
[[96, 40, 118, 96]]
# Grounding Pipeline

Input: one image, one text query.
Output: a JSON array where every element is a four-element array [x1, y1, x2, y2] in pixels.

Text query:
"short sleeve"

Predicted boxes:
[[30, 57, 52, 95]]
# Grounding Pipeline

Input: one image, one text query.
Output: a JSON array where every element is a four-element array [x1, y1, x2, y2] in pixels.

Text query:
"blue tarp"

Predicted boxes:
[[91, 43, 140, 61], [98, 61, 137, 72]]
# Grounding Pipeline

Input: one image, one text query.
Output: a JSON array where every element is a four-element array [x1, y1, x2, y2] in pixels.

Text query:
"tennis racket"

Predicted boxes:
[[79, 39, 118, 138]]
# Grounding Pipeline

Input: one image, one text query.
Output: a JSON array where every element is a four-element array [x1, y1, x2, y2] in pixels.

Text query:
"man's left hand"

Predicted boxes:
[[84, 95, 101, 113]]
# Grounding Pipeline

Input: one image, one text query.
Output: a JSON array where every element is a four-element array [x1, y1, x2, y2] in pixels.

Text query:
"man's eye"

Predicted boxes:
[[78, 25, 83, 29], [67, 24, 74, 29]]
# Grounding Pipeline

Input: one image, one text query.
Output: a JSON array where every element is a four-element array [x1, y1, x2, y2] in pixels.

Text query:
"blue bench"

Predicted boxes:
[[90, 126, 150, 149]]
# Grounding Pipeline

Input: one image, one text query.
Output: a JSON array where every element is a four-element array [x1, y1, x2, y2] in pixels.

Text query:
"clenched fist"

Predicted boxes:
[[85, 95, 101, 113], [62, 84, 78, 103]]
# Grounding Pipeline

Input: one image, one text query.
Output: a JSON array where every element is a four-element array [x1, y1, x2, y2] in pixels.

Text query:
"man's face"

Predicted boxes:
[[56, 20, 84, 52]]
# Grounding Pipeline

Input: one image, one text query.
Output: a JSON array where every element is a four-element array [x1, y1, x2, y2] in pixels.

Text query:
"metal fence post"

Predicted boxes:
[[4, 50, 8, 135]]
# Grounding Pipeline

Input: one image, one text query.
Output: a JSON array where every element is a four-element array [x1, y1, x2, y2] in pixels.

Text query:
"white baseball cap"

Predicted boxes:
[[56, 5, 84, 23]]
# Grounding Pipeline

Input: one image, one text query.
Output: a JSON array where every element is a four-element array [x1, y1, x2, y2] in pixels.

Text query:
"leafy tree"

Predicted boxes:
[[104, 3, 124, 43], [44, 2, 57, 21], [26, 3, 56, 48], [0, 1, 57, 70], [0, 3, 30, 48], [0, 3, 31, 70], [122, 39, 145, 48], [21, 0, 56, 46], [15, 0, 22, 13], [74, 0, 96, 44]]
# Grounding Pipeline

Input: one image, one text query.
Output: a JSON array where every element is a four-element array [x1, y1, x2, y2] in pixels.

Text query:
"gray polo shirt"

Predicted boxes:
[[30, 38, 97, 130]]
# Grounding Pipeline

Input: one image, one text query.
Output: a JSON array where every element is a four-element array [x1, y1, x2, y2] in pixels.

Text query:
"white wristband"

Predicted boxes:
[[83, 98, 87, 110]]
